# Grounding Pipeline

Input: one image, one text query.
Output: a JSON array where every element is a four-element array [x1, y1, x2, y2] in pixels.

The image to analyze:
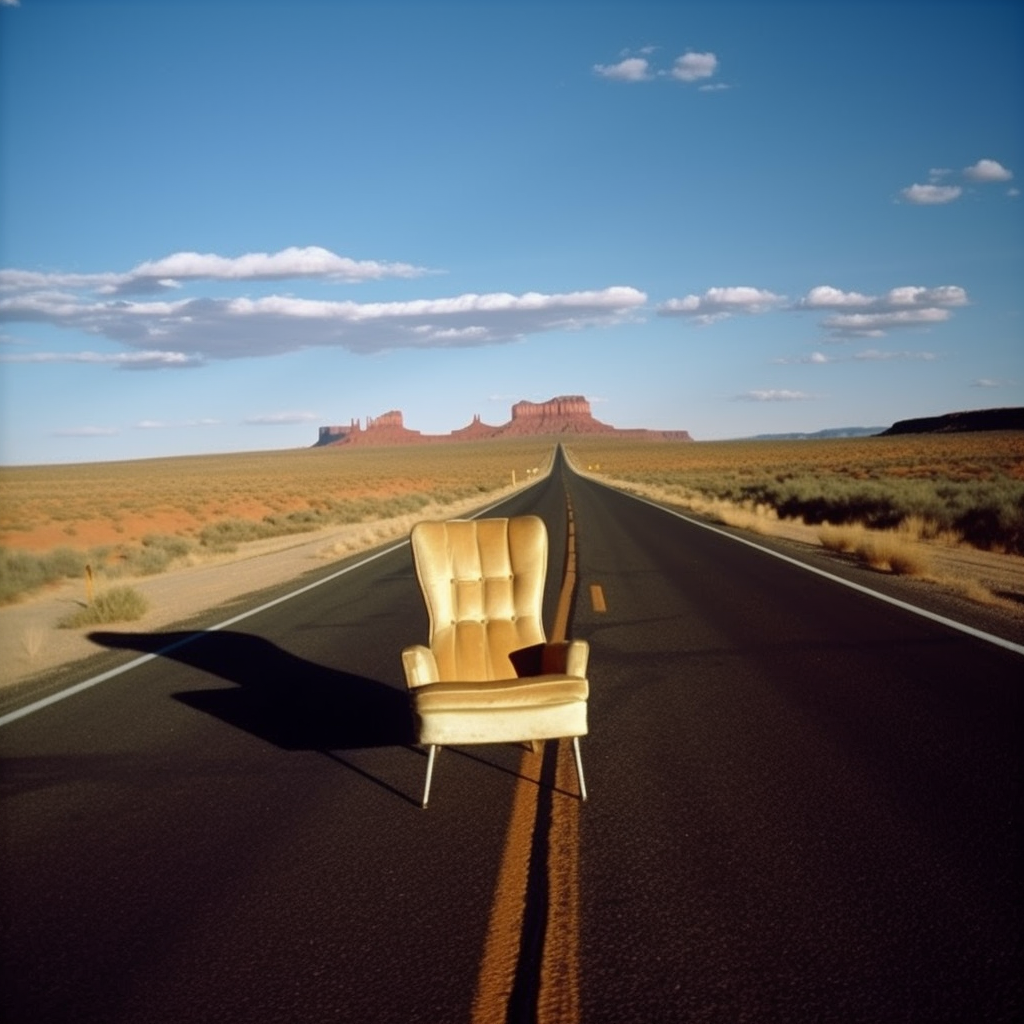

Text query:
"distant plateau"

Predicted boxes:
[[314, 399, 1023, 449], [314, 395, 693, 447]]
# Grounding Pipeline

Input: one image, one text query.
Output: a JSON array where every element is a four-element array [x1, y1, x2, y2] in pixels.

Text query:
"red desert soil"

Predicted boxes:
[[1, 510, 203, 553]]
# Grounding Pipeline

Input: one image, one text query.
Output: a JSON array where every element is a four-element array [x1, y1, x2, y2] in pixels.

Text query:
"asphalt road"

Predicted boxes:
[[1, 452, 1020, 1024]]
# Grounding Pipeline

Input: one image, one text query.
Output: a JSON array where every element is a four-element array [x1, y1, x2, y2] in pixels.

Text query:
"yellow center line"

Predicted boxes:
[[538, 737, 582, 1023], [590, 583, 607, 613], [551, 506, 576, 642], [469, 746, 543, 1021], [471, 495, 584, 1024], [540, 500, 583, 1022]]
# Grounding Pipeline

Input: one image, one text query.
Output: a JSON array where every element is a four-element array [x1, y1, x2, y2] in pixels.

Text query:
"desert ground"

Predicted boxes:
[[0, 484, 528, 689], [3, 435, 1022, 691], [0, 441, 554, 689]]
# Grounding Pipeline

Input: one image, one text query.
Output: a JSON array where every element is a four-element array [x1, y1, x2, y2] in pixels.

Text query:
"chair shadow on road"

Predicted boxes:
[[88, 629, 415, 756]]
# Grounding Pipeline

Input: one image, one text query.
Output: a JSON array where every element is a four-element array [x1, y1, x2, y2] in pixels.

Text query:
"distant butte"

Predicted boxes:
[[314, 395, 692, 447]]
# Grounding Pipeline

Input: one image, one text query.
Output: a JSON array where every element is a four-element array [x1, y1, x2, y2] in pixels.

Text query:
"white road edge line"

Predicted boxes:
[[0, 490, 524, 730], [0, 541, 407, 729], [597, 480, 1024, 658]]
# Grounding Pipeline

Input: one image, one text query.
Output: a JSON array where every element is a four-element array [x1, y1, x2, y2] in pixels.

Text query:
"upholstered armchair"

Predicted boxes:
[[402, 516, 589, 808]]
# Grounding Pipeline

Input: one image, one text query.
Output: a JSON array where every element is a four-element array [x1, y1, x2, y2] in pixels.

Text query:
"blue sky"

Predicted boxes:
[[1, 0, 1021, 465]]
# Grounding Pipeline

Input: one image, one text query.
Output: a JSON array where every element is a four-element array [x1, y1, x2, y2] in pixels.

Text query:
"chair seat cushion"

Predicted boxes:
[[413, 674, 588, 712]]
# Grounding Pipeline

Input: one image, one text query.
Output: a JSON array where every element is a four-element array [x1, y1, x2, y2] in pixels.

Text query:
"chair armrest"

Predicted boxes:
[[510, 640, 589, 678], [402, 644, 439, 688], [543, 639, 589, 678]]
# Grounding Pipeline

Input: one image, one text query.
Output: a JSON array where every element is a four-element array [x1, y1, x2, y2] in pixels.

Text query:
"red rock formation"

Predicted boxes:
[[366, 410, 405, 431], [317, 424, 353, 445], [314, 396, 692, 447], [502, 395, 616, 436], [316, 410, 424, 446], [449, 413, 503, 440]]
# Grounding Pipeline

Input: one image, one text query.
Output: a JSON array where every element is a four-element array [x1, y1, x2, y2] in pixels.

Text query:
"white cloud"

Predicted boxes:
[[900, 159, 1014, 204], [224, 286, 643, 323], [0, 246, 432, 298], [774, 351, 833, 365], [886, 285, 967, 307], [852, 348, 937, 361], [593, 57, 651, 82], [119, 245, 428, 291], [822, 308, 952, 335], [244, 411, 320, 426], [798, 285, 875, 309], [137, 418, 221, 429], [0, 349, 203, 369], [0, 271, 124, 293], [797, 284, 966, 312], [51, 426, 118, 438], [659, 281, 965, 336], [734, 389, 812, 402], [901, 183, 962, 205], [794, 283, 967, 337], [963, 158, 1013, 182], [414, 325, 491, 342], [0, 261, 648, 363], [595, 48, 721, 87], [658, 286, 784, 324], [670, 51, 718, 82], [776, 348, 934, 364]]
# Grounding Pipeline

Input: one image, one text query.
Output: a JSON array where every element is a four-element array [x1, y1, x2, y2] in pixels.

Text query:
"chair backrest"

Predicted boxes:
[[409, 516, 549, 681]]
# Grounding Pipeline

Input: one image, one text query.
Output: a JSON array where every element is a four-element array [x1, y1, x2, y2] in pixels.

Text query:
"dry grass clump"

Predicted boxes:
[[0, 547, 88, 604], [20, 623, 45, 662], [941, 576, 998, 605], [635, 485, 781, 535], [818, 523, 932, 576], [706, 500, 779, 535], [57, 585, 149, 628]]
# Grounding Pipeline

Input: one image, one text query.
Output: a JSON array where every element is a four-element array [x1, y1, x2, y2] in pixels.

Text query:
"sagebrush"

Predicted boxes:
[[567, 432, 1024, 554]]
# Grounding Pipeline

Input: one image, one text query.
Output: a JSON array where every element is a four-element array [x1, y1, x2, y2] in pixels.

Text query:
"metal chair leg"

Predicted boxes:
[[572, 736, 588, 802], [422, 745, 438, 809]]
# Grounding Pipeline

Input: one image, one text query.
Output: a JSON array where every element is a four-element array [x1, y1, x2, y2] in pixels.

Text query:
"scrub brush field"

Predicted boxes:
[[566, 432, 1024, 606], [0, 441, 553, 604]]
